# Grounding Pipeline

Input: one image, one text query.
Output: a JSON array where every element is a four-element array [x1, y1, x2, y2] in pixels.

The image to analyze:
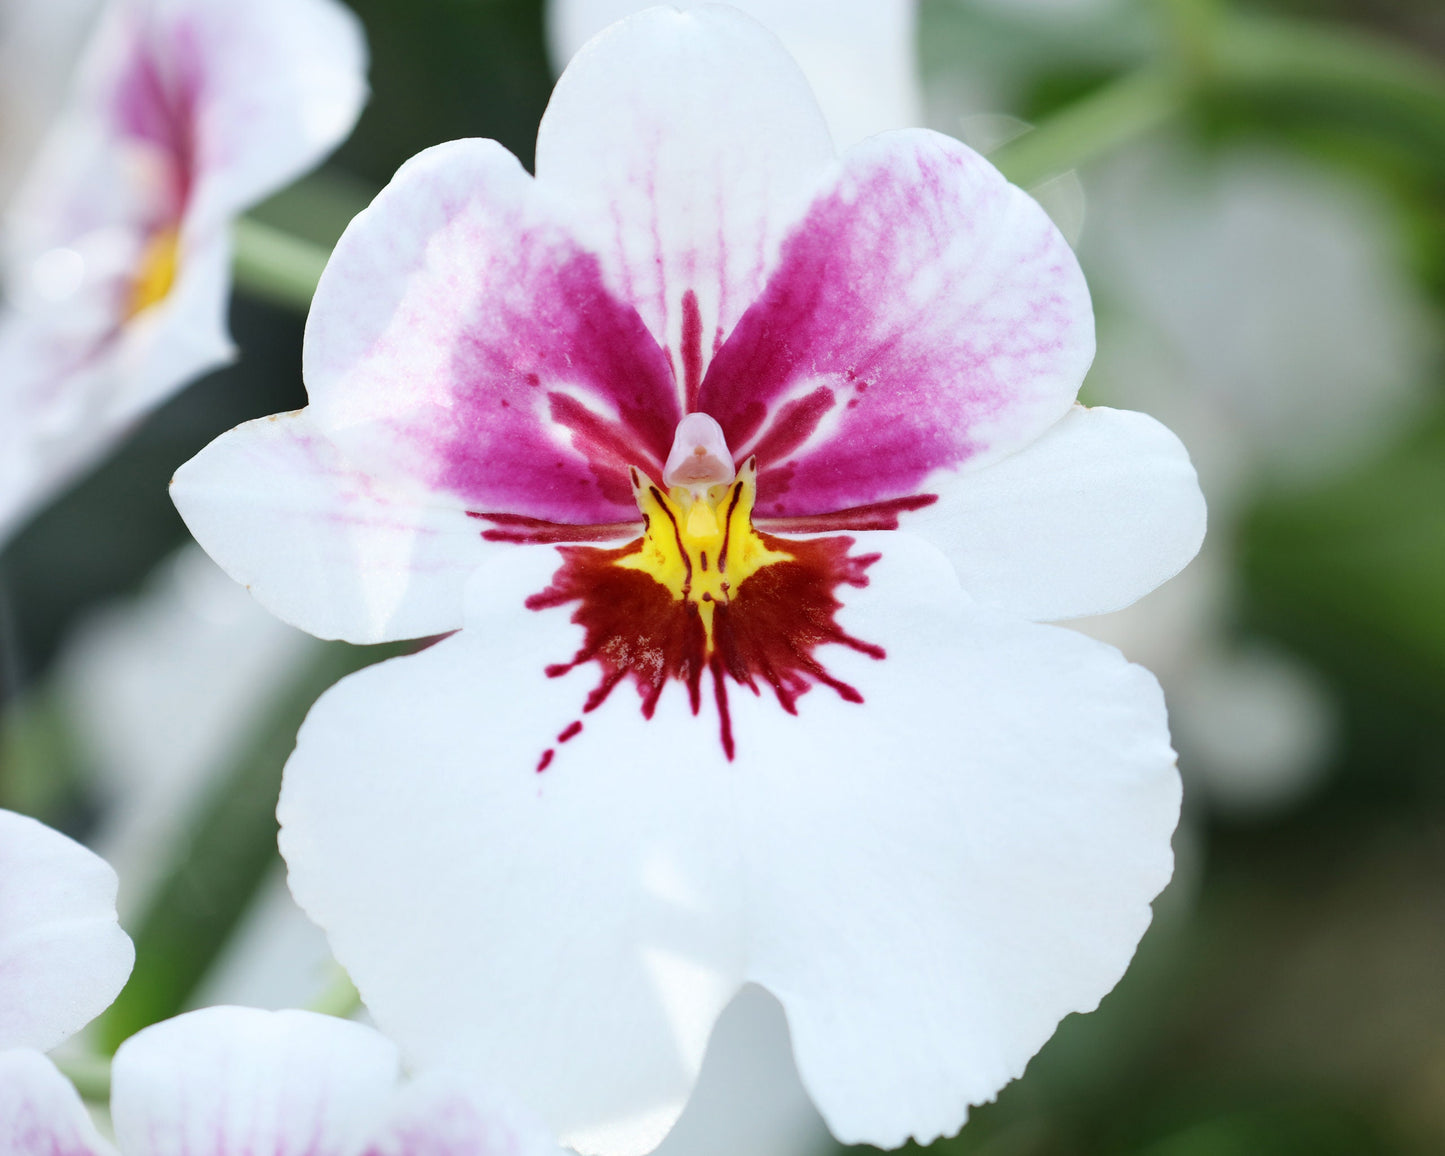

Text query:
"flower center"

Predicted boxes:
[[525, 414, 886, 767], [127, 225, 180, 318]]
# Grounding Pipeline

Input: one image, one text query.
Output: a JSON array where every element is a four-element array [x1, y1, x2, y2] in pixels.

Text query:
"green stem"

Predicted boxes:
[[992, 66, 1186, 189], [232, 217, 331, 313]]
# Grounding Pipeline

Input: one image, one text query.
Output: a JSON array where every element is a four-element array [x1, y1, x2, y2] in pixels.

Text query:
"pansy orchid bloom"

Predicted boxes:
[[0, 0, 366, 543], [171, 6, 1205, 1153], [1, 1006, 559, 1156]]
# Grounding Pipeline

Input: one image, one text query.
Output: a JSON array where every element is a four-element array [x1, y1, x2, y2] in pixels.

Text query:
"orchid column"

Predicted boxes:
[[173, 7, 1206, 1154]]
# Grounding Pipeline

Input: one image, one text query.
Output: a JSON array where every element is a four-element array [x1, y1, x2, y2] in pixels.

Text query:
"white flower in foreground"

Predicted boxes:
[[0, 807, 132, 1052], [172, 7, 1204, 1153], [547, 0, 919, 148], [0, 0, 367, 544], [0, 1006, 558, 1156]]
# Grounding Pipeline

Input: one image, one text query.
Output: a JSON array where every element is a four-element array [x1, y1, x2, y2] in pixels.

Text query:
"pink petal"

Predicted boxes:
[[303, 138, 678, 526], [697, 129, 1092, 518], [534, 6, 836, 394]]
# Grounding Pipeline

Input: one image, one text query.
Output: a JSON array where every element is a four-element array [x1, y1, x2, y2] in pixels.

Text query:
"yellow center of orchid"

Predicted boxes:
[[127, 226, 180, 318], [620, 458, 790, 642]]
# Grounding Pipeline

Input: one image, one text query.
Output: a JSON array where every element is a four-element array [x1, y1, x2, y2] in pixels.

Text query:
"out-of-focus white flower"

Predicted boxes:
[[57, 545, 321, 921], [1076, 143, 1428, 812], [0, 1006, 559, 1156], [0, 0, 99, 205], [0, 806, 132, 1051], [173, 8, 1202, 1153], [0, 0, 368, 544], [546, 0, 920, 149]]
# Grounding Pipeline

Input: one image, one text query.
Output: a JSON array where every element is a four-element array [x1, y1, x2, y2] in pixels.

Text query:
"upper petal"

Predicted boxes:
[[171, 409, 497, 643], [0, 1049, 119, 1156], [545, 0, 920, 149], [279, 531, 1178, 1153], [303, 138, 678, 527], [903, 405, 1207, 621], [698, 129, 1093, 518], [110, 1006, 400, 1156], [534, 5, 836, 395], [0, 808, 134, 1052]]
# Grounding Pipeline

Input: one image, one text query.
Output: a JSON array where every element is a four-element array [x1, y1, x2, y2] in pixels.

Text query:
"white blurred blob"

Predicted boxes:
[[56, 547, 322, 923], [0, 0, 99, 206], [651, 987, 833, 1156], [191, 869, 336, 1011], [546, 0, 921, 149], [1075, 142, 1431, 815]]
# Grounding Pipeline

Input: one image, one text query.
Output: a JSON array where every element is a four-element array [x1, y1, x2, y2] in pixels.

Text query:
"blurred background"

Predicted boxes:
[[2, 0, 1443, 1153]]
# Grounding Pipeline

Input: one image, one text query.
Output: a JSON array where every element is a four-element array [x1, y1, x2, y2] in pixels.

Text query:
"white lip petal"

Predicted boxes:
[[906, 405, 1207, 622], [172, 409, 497, 643], [111, 1007, 400, 1156], [0, 808, 133, 1052], [0, 1048, 119, 1156], [545, 0, 920, 149], [280, 531, 1179, 1153], [535, 6, 835, 393]]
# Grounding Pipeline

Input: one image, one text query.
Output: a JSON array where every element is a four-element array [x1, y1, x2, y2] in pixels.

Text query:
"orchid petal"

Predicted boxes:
[[903, 405, 1206, 621], [545, 0, 920, 149], [0, 1049, 118, 1156], [280, 533, 1179, 1154], [172, 410, 496, 643], [534, 6, 835, 393], [699, 129, 1092, 517], [361, 1072, 560, 1156], [0, 809, 133, 1052], [303, 138, 678, 527], [110, 1006, 400, 1156]]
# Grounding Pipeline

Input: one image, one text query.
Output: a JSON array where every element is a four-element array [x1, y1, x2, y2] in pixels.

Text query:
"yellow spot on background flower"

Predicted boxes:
[[128, 226, 180, 318]]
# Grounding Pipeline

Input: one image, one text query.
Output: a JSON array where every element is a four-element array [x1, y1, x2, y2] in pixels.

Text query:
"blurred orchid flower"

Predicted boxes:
[[547, 0, 920, 149], [1076, 144, 1431, 813], [0, 806, 132, 1052], [173, 8, 1203, 1153], [0, 1006, 559, 1156], [0, 0, 367, 544]]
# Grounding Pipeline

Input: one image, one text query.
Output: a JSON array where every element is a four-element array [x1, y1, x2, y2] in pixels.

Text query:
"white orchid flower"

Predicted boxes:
[[0, 1006, 559, 1156], [172, 7, 1204, 1153], [0, 0, 367, 544]]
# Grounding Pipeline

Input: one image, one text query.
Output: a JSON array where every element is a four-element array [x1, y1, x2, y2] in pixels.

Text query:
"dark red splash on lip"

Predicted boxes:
[[525, 533, 882, 763]]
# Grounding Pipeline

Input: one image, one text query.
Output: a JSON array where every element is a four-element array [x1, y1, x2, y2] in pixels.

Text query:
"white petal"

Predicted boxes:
[[111, 1007, 400, 1156], [162, 0, 369, 230], [535, 5, 835, 389], [0, 1049, 118, 1156], [280, 531, 1179, 1153], [172, 410, 496, 643], [361, 1071, 561, 1156], [905, 405, 1207, 621], [545, 0, 920, 148], [0, 809, 133, 1052]]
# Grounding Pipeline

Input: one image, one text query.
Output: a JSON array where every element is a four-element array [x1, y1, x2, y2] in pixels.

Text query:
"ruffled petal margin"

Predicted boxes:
[[280, 532, 1180, 1154]]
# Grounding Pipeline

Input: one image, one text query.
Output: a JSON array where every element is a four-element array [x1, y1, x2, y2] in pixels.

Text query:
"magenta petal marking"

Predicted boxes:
[[111, 17, 199, 210], [697, 131, 1091, 519], [426, 245, 681, 524]]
